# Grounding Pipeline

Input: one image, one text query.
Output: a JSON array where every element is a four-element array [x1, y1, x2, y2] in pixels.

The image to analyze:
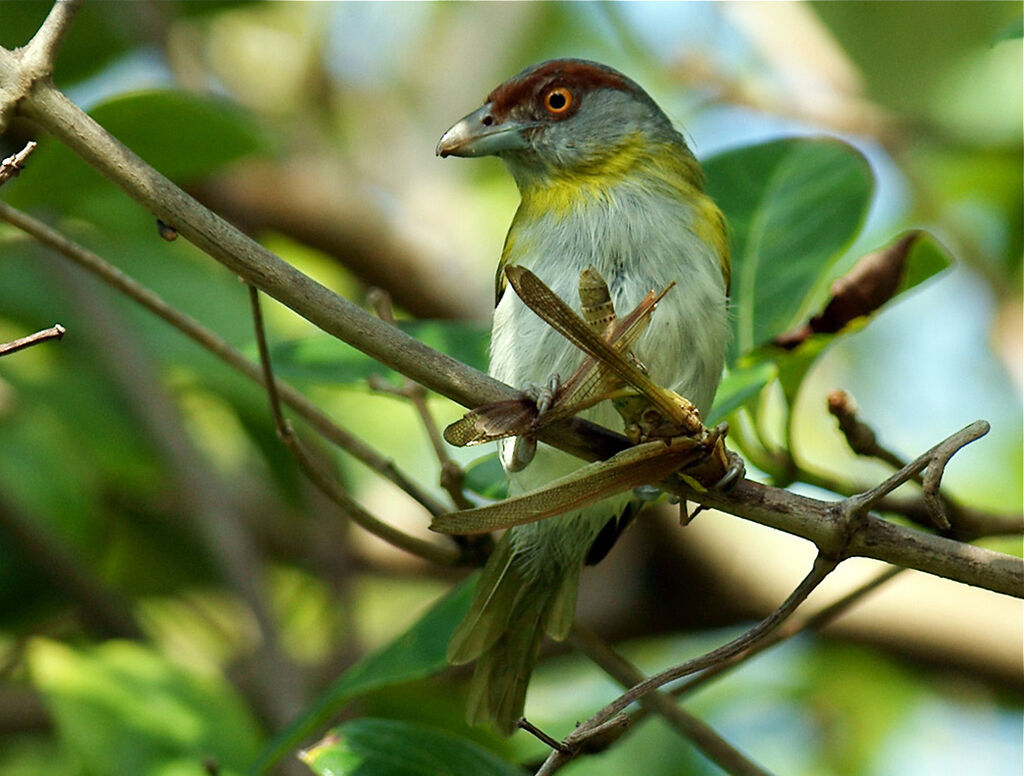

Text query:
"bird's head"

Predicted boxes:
[[437, 59, 693, 189]]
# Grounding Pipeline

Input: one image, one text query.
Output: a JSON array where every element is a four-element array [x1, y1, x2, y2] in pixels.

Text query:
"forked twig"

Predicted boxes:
[[828, 390, 965, 531], [670, 566, 904, 700], [536, 554, 839, 774], [564, 624, 772, 776], [247, 286, 459, 566], [563, 565, 904, 764], [844, 420, 990, 531]]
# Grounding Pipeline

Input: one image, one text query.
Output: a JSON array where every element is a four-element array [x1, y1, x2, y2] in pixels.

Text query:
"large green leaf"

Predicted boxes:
[[266, 321, 490, 386], [248, 576, 476, 775], [28, 639, 262, 776], [704, 137, 875, 362], [8, 90, 272, 212], [300, 718, 523, 776]]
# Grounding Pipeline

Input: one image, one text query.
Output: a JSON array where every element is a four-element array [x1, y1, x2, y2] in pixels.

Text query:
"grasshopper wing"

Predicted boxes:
[[504, 266, 702, 435], [430, 437, 703, 535], [443, 398, 538, 446]]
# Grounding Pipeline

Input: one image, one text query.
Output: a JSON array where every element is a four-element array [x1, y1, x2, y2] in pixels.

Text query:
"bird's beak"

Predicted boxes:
[[436, 103, 533, 158]]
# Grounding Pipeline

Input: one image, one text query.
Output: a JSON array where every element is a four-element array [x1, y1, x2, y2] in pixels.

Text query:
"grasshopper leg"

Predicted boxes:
[[507, 374, 561, 472]]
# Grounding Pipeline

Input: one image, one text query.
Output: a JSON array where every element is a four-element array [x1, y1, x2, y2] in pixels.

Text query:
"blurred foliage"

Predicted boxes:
[[0, 3, 1020, 776]]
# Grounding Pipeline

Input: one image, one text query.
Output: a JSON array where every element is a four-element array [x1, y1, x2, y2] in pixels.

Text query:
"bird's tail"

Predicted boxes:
[[448, 532, 579, 735]]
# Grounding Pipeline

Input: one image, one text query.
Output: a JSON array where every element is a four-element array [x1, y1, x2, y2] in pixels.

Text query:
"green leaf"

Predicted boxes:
[[992, 16, 1023, 44], [248, 576, 477, 775], [300, 718, 523, 776], [28, 639, 262, 776], [8, 90, 272, 212], [707, 360, 777, 426], [462, 454, 508, 501], [704, 137, 875, 363], [266, 321, 490, 386]]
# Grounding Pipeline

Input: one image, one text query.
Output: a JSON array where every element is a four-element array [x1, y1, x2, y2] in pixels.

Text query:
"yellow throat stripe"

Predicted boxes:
[[499, 134, 730, 296]]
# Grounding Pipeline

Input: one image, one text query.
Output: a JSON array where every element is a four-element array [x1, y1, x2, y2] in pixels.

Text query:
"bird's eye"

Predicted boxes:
[[543, 87, 573, 115]]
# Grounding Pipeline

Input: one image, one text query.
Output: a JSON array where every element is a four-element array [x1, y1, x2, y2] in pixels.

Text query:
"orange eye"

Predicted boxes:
[[543, 87, 573, 114]]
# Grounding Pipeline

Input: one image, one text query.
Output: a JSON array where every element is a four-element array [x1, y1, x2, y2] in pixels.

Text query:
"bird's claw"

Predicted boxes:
[[711, 450, 745, 490], [524, 374, 561, 416]]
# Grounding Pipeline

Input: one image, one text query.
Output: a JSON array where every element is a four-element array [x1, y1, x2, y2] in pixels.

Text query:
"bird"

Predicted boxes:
[[436, 58, 731, 735]]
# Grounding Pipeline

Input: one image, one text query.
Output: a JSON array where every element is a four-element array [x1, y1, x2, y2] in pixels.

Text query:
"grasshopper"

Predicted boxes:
[[432, 266, 736, 536], [442, 266, 673, 448]]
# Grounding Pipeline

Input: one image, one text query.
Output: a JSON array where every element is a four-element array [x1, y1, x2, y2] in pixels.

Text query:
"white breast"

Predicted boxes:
[[490, 179, 729, 423]]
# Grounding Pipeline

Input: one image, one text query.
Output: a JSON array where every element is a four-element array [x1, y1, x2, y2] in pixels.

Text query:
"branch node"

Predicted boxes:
[[0, 140, 37, 187]]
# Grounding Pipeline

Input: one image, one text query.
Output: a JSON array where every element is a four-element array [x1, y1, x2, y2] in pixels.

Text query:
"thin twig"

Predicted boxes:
[[0, 323, 64, 357], [248, 286, 459, 566], [366, 288, 474, 510], [0, 140, 37, 187], [0, 201, 448, 518], [517, 718, 569, 753], [537, 554, 838, 773], [564, 625, 772, 776], [827, 390, 908, 472], [671, 566, 905, 700], [579, 567, 904, 754]]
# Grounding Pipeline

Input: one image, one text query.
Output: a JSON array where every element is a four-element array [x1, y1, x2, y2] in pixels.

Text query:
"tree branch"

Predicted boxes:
[[0, 17, 1019, 599], [20, 0, 82, 79], [0, 140, 37, 187]]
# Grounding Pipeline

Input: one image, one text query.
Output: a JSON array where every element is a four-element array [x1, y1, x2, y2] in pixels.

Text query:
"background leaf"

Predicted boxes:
[[7, 90, 273, 212], [767, 230, 953, 403], [28, 639, 262, 776], [249, 576, 476, 775], [704, 137, 875, 362], [266, 321, 490, 387]]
